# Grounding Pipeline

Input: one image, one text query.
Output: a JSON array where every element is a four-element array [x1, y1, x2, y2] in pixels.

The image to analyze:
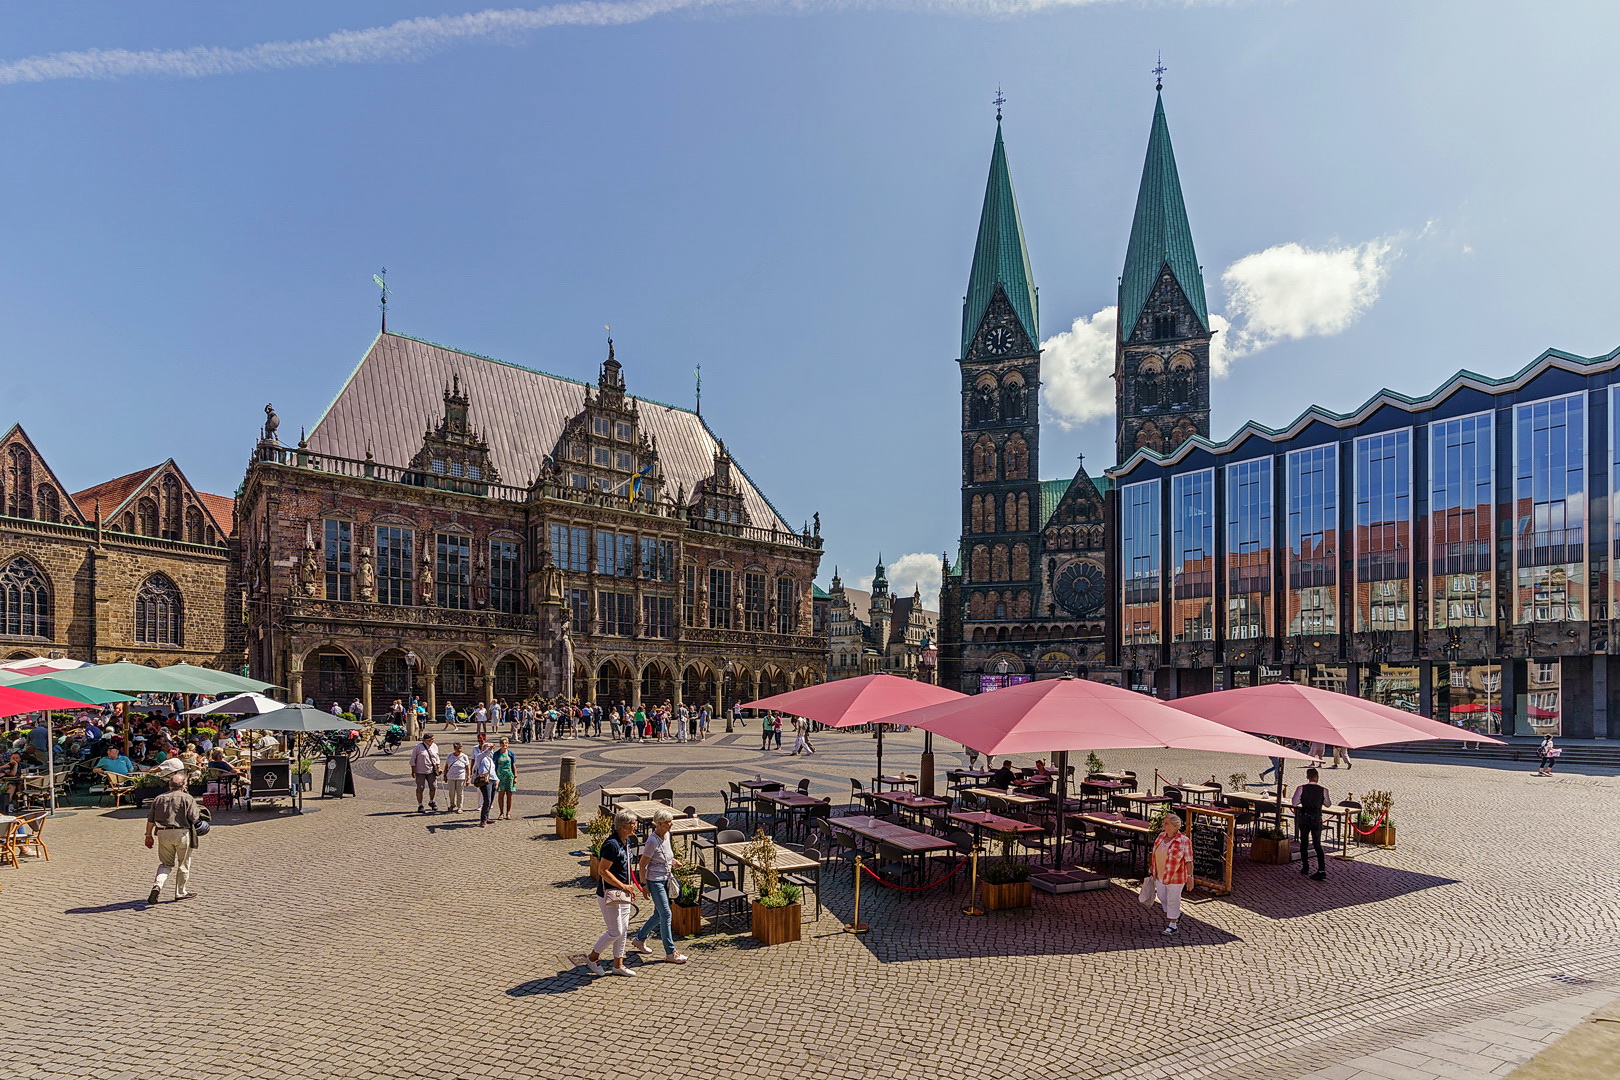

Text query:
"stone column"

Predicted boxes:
[[424, 664, 438, 727], [360, 656, 374, 724], [750, 670, 761, 706], [630, 662, 643, 709], [584, 672, 598, 704], [288, 653, 304, 705], [483, 671, 496, 710], [673, 659, 684, 706]]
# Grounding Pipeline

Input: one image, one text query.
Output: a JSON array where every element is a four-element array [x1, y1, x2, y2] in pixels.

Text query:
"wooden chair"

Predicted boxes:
[[649, 787, 675, 806], [0, 819, 21, 869], [697, 865, 747, 929], [783, 846, 822, 918], [92, 772, 135, 808], [15, 811, 48, 860]]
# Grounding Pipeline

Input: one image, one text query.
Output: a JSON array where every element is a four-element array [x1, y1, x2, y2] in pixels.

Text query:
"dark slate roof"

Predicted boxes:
[[307, 332, 791, 530], [1119, 93, 1208, 336], [962, 121, 1038, 357]]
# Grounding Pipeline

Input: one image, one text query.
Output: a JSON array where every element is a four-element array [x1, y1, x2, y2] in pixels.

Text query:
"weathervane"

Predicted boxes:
[[993, 85, 1006, 121], [373, 268, 390, 332], [1153, 52, 1167, 92]]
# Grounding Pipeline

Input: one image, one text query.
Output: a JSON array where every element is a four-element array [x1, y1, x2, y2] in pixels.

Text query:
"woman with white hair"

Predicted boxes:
[[1148, 812, 1193, 936], [585, 812, 643, 976], [630, 808, 690, 965]]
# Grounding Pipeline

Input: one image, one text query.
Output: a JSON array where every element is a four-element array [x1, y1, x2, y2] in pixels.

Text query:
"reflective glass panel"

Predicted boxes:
[[1513, 393, 1585, 622], [1286, 444, 1339, 635], [1429, 413, 1495, 628], [1225, 458, 1273, 641], [1353, 429, 1412, 631], [1120, 480, 1161, 645], [1170, 470, 1214, 641]]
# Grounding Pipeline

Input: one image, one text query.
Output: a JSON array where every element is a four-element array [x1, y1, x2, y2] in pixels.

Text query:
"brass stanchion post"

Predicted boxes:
[[844, 854, 870, 934], [962, 846, 985, 916]]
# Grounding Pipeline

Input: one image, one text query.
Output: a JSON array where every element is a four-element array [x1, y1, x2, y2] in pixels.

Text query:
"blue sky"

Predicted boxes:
[[3, 2, 1618, 605]]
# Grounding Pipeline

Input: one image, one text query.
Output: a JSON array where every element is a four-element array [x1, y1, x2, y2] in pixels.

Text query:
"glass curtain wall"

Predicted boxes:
[[1170, 470, 1215, 641], [1120, 480, 1162, 645], [1225, 458, 1273, 641], [1286, 445, 1340, 636], [1429, 414, 1495, 627], [1353, 430, 1413, 632], [1513, 393, 1586, 622]]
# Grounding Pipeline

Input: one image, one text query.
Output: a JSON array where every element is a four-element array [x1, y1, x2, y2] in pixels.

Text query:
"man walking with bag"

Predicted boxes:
[[410, 732, 442, 813], [145, 773, 202, 905]]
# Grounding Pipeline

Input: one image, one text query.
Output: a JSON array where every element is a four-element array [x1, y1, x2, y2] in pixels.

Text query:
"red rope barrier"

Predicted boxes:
[[1350, 810, 1387, 836], [858, 857, 968, 892]]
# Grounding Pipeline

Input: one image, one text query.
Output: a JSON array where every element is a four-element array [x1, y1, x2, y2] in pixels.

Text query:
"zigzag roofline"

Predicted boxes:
[[1107, 345, 1620, 477]]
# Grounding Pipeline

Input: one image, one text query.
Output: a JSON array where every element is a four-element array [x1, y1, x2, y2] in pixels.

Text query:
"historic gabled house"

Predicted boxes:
[[236, 332, 824, 719], [0, 424, 239, 667], [825, 560, 939, 682]]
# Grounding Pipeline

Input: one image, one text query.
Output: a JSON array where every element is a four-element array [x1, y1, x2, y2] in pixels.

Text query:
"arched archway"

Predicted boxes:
[[434, 650, 479, 714], [682, 663, 716, 712], [572, 661, 590, 703], [494, 652, 537, 701], [371, 648, 417, 711], [758, 665, 790, 698], [598, 658, 633, 707], [640, 660, 676, 707], [305, 644, 361, 708]]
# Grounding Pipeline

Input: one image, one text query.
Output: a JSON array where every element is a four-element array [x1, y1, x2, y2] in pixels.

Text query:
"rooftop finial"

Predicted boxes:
[[1153, 52, 1167, 93], [373, 268, 390, 333], [993, 84, 1006, 121]]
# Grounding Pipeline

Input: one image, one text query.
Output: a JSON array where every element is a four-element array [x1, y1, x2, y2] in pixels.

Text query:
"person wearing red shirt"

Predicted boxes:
[[1149, 812, 1193, 936]]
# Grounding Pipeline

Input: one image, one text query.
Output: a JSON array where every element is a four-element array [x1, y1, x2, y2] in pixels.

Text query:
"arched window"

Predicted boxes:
[[1004, 435, 1029, 480], [1001, 376, 1025, 420], [160, 476, 183, 539], [1004, 493, 1017, 534], [0, 557, 51, 638], [970, 495, 983, 534], [1017, 492, 1031, 531], [185, 506, 205, 544], [5, 446, 33, 519], [991, 544, 1010, 582], [136, 498, 159, 537], [970, 545, 989, 583], [134, 574, 183, 646], [35, 485, 60, 524], [972, 437, 998, 482], [1012, 544, 1031, 581]]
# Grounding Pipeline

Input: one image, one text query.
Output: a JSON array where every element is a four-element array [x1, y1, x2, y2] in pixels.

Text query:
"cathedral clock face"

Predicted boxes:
[[1055, 559, 1105, 618], [984, 327, 1015, 354]]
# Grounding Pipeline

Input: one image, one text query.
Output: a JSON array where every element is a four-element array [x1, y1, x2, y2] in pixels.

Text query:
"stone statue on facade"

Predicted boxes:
[[263, 403, 281, 444], [299, 534, 319, 598], [420, 553, 434, 604], [357, 546, 376, 602]]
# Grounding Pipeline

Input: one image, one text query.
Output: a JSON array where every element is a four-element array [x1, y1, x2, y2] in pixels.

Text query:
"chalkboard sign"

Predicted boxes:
[[321, 756, 355, 798], [1185, 806, 1235, 896]]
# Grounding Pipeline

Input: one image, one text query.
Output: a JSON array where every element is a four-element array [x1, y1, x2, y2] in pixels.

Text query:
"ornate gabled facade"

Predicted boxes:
[[939, 116, 1111, 694], [0, 424, 239, 667], [825, 562, 939, 682], [238, 331, 824, 719]]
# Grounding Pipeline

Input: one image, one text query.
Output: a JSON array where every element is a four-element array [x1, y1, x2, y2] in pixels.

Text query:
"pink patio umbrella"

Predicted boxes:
[[739, 674, 966, 785], [1168, 682, 1507, 827], [884, 676, 1309, 869]]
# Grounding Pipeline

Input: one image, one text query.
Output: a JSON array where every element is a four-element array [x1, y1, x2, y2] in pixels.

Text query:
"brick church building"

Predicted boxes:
[[940, 89, 1211, 693]]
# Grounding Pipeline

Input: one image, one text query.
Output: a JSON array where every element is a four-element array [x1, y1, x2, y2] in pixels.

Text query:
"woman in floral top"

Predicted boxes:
[[1149, 812, 1193, 936]]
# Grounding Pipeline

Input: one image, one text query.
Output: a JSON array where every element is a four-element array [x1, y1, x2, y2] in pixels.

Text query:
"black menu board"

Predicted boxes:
[[1185, 806, 1235, 895]]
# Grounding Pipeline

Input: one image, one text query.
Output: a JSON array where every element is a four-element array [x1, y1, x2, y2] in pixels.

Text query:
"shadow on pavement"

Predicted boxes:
[[506, 969, 597, 996], [64, 899, 150, 915], [1219, 859, 1458, 919]]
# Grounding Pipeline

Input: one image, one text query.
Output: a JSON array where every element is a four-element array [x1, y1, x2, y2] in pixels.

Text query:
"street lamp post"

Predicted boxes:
[[724, 661, 735, 733], [405, 650, 419, 736]]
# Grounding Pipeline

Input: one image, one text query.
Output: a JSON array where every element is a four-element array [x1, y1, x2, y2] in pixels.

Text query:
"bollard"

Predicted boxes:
[[843, 854, 871, 934], [962, 846, 985, 916], [559, 756, 576, 788]]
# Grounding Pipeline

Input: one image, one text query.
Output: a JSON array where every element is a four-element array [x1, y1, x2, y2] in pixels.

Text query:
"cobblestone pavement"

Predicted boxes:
[[4, 726, 1617, 1080]]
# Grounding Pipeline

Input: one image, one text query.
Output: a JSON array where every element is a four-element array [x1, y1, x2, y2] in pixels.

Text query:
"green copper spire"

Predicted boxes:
[[1119, 92, 1208, 337], [962, 120, 1039, 358]]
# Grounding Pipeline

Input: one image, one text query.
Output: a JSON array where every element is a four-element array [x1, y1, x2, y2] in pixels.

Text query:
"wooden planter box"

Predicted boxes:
[[751, 901, 801, 945], [1358, 824, 1396, 847], [588, 855, 603, 880], [1250, 837, 1293, 864], [555, 816, 578, 840], [671, 902, 703, 938], [982, 879, 1033, 910]]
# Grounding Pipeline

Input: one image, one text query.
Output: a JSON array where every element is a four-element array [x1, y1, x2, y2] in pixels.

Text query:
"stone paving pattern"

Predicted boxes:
[[3, 726, 1618, 1080]]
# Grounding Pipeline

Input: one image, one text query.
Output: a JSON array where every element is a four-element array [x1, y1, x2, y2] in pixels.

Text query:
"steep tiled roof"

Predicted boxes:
[[307, 333, 792, 530], [962, 121, 1038, 356], [72, 465, 162, 520], [196, 492, 236, 538], [1120, 93, 1208, 336]]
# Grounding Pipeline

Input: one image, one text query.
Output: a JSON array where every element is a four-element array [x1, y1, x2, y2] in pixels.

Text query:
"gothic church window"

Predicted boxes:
[[1012, 544, 1031, 581], [972, 437, 998, 482], [1134, 422, 1163, 454], [970, 545, 989, 583], [5, 446, 33, 519], [970, 496, 984, 533], [134, 573, 182, 646], [991, 544, 1010, 582], [1018, 493, 1030, 531], [1002, 376, 1026, 420], [35, 485, 60, 524], [161, 476, 182, 539], [1154, 313, 1176, 340], [1004, 435, 1029, 480], [184, 507, 204, 544], [0, 557, 50, 637], [1005, 493, 1018, 534], [137, 498, 159, 537]]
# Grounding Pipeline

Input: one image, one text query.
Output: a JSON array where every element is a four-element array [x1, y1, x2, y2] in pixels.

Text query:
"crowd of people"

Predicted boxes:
[[381, 697, 730, 744], [406, 731, 518, 825]]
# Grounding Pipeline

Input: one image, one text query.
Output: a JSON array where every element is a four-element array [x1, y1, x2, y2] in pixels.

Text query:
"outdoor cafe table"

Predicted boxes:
[[867, 790, 948, 816], [1078, 811, 1156, 872], [873, 774, 918, 791], [829, 814, 957, 855], [1115, 791, 1173, 813], [600, 785, 648, 810], [756, 789, 824, 840], [1223, 792, 1356, 851], [613, 799, 676, 821], [964, 786, 1048, 809], [946, 809, 1043, 851], [1175, 783, 1220, 805], [715, 841, 819, 893]]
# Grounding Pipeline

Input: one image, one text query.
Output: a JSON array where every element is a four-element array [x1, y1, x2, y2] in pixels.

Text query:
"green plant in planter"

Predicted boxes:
[[293, 758, 313, 777], [672, 839, 703, 906], [1228, 771, 1248, 790], [585, 811, 614, 856], [1254, 825, 1284, 841], [1361, 789, 1393, 827], [553, 779, 579, 820], [982, 829, 1031, 885], [743, 828, 800, 907], [1085, 752, 1108, 777]]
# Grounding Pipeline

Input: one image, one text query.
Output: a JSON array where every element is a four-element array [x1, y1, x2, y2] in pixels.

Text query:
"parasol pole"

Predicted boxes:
[[45, 711, 57, 815], [1052, 749, 1068, 870], [874, 725, 884, 788]]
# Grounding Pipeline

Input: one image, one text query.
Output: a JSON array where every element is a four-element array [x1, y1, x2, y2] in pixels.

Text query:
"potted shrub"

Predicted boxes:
[[553, 779, 579, 839], [744, 829, 802, 945], [670, 840, 704, 938], [1358, 790, 1396, 847], [1249, 824, 1293, 864], [293, 758, 314, 791], [585, 811, 613, 879], [1085, 751, 1108, 777], [1228, 771, 1248, 791], [981, 829, 1033, 910]]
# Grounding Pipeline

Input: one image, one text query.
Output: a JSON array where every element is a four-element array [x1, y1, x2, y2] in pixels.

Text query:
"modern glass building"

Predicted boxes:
[[1105, 346, 1620, 739]]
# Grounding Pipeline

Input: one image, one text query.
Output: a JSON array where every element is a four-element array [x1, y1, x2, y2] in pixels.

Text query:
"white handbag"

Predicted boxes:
[[1138, 875, 1157, 906]]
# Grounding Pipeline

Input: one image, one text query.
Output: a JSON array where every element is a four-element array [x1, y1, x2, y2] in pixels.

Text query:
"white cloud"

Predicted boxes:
[[1039, 305, 1117, 429], [0, 1, 1222, 86], [1040, 236, 1398, 427], [1220, 238, 1397, 356], [853, 552, 943, 609]]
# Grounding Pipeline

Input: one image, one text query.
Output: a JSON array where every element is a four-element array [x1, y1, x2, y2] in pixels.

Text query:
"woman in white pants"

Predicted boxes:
[[586, 812, 644, 976], [1148, 812, 1193, 936]]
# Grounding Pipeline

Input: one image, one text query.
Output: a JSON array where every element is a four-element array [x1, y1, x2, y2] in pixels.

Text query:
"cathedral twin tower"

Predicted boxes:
[[949, 88, 1210, 687]]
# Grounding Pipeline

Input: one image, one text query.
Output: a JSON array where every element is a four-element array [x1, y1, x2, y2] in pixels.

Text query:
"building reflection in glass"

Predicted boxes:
[[1121, 479, 1162, 645], [1513, 393, 1585, 623], [1286, 445, 1339, 636], [1430, 413, 1495, 628], [1225, 458, 1273, 642], [1171, 469, 1214, 642], [1353, 429, 1412, 632]]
